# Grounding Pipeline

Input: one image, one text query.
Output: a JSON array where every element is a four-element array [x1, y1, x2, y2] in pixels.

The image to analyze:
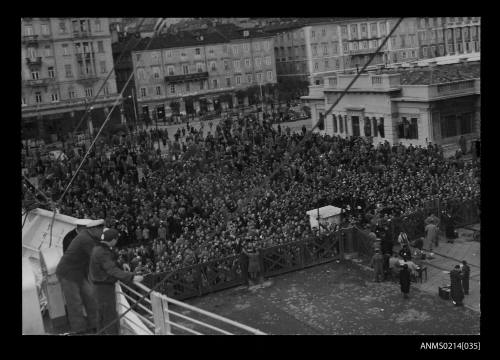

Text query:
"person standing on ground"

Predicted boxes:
[[461, 260, 470, 295], [424, 221, 439, 251], [89, 228, 144, 335], [399, 264, 411, 299], [450, 265, 464, 306], [56, 219, 105, 334], [369, 249, 384, 282]]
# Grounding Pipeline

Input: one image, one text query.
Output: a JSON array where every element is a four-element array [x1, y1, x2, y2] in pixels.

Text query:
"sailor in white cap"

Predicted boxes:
[[62, 219, 94, 253], [56, 218, 105, 334]]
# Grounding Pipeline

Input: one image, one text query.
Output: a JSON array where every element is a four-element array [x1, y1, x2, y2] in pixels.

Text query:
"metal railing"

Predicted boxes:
[[118, 281, 265, 335]]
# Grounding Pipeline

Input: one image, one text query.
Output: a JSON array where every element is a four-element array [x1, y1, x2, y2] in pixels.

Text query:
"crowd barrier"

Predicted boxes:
[[142, 197, 479, 301]]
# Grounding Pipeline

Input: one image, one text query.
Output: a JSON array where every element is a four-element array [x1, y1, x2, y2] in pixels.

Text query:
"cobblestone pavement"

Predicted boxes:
[[184, 260, 480, 335]]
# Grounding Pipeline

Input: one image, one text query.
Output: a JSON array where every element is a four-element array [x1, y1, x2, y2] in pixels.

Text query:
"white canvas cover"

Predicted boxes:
[[306, 205, 343, 230]]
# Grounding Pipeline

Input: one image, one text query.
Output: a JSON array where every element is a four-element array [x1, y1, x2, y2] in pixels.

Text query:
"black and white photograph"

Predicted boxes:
[[21, 17, 481, 338]]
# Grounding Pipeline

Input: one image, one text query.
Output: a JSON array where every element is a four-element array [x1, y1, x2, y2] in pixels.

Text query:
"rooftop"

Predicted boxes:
[[393, 61, 480, 85]]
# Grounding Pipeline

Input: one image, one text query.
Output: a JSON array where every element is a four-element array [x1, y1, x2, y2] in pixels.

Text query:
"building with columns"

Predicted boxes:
[[21, 18, 121, 141], [302, 58, 480, 151], [130, 25, 277, 121]]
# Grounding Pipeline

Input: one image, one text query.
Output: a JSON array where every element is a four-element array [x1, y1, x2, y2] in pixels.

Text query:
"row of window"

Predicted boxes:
[[138, 57, 273, 79], [139, 71, 274, 98], [22, 85, 109, 106], [421, 41, 479, 58], [418, 17, 479, 29], [23, 18, 104, 36], [25, 41, 105, 60], [156, 41, 272, 61], [25, 59, 107, 81], [330, 114, 386, 138], [441, 112, 474, 138]]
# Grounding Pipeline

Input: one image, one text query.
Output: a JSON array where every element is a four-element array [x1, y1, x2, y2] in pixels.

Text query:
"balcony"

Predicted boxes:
[[165, 71, 209, 83], [76, 73, 99, 86], [73, 30, 91, 38], [76, 52, 92, 62], [23, 78, 54, 87], [22, 35, 39, 46], [349, 47, 380, 56], [25, 57, 42, 68]]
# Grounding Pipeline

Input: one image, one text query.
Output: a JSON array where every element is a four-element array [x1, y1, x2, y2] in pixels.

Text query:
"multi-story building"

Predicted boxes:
[[417, 17, 481, 59], [302, 58, 480, 151], [130, 25, 277, 121], [21, 17, 121, 141], [266, 17, 480, 86]]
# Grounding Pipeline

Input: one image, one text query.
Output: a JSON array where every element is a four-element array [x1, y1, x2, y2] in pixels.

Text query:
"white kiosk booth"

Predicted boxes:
[[306, 206, 342, 230]]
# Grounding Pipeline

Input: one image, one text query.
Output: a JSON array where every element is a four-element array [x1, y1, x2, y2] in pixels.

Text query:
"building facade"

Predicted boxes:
[[302, 60, 480, 151], [130, 27, 277, 121], [21, 17, 121, 141], [267, 17, 480, 85]]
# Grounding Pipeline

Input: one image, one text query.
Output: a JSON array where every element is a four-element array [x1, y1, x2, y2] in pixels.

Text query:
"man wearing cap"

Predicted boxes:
[[62, 219, 92, 253], [56, 219, 105, 334], [89, 228, 144, 335]]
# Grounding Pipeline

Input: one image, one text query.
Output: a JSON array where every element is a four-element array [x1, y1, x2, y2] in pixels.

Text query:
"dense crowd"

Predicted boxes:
[[22, 112, 480, 275]]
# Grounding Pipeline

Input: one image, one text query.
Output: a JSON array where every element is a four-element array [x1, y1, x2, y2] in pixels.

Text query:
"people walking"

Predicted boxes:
[[369, 249, 384, 282], [399, 264, 411, 299], [450, 265, 464, 306]]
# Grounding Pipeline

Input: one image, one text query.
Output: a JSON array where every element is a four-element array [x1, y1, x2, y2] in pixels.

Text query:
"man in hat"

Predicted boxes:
[[89, 228, 144, 335], [62, 219, 92, 253], [56, 219, 105, 334], [460, 260, 471, 296]]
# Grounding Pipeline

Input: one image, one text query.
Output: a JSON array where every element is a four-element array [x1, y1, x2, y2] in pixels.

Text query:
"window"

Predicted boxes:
[[379, 22, 386, 36], [339, 115, 343, 132], [225, 77, 231, 87], [323, 45, 328, 55], [170, 84, 175, 94], [265, 56, 271, 66], [233, 60, 240, 71], [222, 45, 228, 54], [410, 118, 418, 139], [378, 118, 385, 138], [103, 85, 109, 96], [185, 82, 190, 92], [332, 41, 338, 54], [196, 63, 204, 73], [140, 87, 147, 97], [95, 19, 102, 32], [85, 87, 93, 97], [372, 117, 378, 137], [333, 115, 338, 133], [448, 44, 455, 54], [423, 46, 428, 57], [100, 61, 107, 74], [68, 89, 76, 99], [243, 43, 250, 52], [236, 75, 241, 85], [361, 24, 367, 36], [391, 36, 396, 48], [441, 114, 458, 138], [180, 51, 187, 58], [256, 72, 263, 83], [264, 41, 270, 51], [155, 86, 161, 96], [245, 58, 251, 68], [210, 61, 217, 71], [314, 62, 319, 70], [335, 59, 340, 69], [458, 43, 463, 53], [166, 50, 172, 58], [267, 71, 273, 81], [232, 45, 239, 55], [322, 28, 326, 37], [311, 30, 315, 39], [167, 66, 174, 76], [255, 57, 261, 68], [44, 45, 52, 57], [324, 60, 329, 69], [48, 67, 55, 78], [59, 21, 66, 33], [137, 68, 146, 80], [200, 80, 205, 90], [352, 42, 359, 50], [370, 23, 377, 37], [350, 24, 357, 38], [31, 71, 39, 80], [246, 74, 252, 83], [35, 92, 42, 103], [364, 117, 371, 137], [195, 48, 201, 56], [460, 112, 473, 134], [343, 43, 348, 53], [223, 60, 229, 71], [41, 24, 49, 35], [96, 41, 104, 53], [183, 65, 189, 75], [152, 66, 160, 78], [212, 79, 218, 88], [62, 44, 69, 56], [341, 26, 347, 37]]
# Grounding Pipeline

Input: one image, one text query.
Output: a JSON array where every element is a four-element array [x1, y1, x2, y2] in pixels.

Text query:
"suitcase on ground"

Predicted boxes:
[[439, 285, 451, 300]]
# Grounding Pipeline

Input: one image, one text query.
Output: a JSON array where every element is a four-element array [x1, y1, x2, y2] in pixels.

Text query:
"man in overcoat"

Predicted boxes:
[[461, 260, 471, 295], [369, 249, 384, 282], [450, 265, 464, 306]]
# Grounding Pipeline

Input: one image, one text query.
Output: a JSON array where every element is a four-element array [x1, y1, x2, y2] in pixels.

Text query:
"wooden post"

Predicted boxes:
[[150, 291, 171, 335]]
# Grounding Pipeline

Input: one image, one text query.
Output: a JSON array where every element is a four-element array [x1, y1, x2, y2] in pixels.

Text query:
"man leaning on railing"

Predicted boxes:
[[89, 228, 144, 335]]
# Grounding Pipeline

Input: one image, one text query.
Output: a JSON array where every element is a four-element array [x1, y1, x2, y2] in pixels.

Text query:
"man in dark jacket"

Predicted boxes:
[[89, 228, 144, 335], [62, 219, 92, 253], [56, 219, 105, 334], [399, 264, 411, 299], [450, 265, 464, 306], [461, 260, 471, 295]]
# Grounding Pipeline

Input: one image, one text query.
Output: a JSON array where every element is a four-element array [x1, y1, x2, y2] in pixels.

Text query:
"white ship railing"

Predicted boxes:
[[118, 281, 266, 335]]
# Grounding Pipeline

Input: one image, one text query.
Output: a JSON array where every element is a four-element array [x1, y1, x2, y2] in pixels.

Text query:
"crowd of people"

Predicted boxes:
[[22, 111, 480, 276]]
